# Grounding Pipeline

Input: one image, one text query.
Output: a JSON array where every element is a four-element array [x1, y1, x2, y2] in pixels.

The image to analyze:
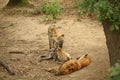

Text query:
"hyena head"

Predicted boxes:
[[57, 47, 72, 61], [77, 54, 88, 60], [50, 25, 56, 32], [57, 34, 64, 48], [77, 54, 91, 67]]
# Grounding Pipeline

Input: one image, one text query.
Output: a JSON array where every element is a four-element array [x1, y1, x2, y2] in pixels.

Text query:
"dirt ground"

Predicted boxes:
[[0, 1, 110, 80]]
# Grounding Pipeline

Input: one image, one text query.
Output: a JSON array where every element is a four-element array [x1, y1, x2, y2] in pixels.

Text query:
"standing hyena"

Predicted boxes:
[[48, 25, 64, 49], [40, 25, 71, 62]]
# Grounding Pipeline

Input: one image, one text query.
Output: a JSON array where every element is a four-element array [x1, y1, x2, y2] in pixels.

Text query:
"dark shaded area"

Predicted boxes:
[[7, 0, 28, 6], [102, 20, 120, 66]]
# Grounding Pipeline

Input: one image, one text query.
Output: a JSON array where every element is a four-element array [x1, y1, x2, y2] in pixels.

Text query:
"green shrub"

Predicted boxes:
[[74, 0, 120, 31], [108, 62, 120, 80], [32, 8, 42, 15], [74, 0, 83, 15], [74, 0, 95, 15], [40, 0, 62, 19]]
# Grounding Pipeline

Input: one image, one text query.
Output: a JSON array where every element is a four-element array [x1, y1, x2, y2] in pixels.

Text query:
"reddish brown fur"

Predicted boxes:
[[78, 55, 91, 68], [55, 60, 81, 75], [55, 54, 91, 75]]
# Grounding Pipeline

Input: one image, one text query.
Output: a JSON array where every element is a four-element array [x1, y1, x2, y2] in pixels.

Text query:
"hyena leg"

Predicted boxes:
[[51, 38, 59, 61], [52, 51, 58, 61], [48, 35, 52, 49], [40, 37, 55, 62], [40, 55, 53, 62], [40, 48, 55, 62]]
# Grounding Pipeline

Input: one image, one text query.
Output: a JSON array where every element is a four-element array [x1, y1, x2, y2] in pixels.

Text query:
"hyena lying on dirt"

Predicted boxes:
[[46, 54, 91, 76], [40, 25, 71, 62]]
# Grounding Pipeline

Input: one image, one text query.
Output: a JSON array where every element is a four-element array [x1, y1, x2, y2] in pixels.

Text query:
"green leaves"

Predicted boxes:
[[40, 0, 62, 19], [110, 24, 119, 31], [108, 63, 120, 80], [75, 0, 120, 31]]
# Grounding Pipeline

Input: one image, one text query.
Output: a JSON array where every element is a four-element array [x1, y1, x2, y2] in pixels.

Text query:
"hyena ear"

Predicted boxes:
[[61, 34, 64, 37], [84, 54, 88, 58], [76, 57, 80, 60]]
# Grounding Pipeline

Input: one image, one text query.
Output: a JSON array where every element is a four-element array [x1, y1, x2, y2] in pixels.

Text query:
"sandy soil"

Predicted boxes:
[[0, 1, 109, 80]]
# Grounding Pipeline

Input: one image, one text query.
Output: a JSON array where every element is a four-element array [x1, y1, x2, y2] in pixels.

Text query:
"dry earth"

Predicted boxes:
[[0, 0, 109, 80]]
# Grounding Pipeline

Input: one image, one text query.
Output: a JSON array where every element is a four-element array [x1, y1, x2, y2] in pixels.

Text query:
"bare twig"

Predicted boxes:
[[9, 51, 24, 54], [0, 60, 15, 75]]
